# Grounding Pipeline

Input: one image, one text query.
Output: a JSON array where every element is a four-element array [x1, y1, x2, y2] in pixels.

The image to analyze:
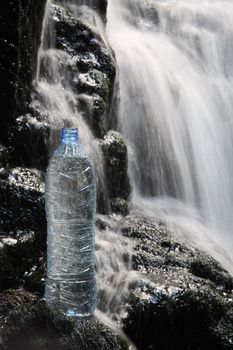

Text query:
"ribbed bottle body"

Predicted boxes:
[[45, 141, 96, 317]]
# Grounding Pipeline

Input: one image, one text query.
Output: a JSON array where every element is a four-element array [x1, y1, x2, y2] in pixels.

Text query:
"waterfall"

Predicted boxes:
[[107, 0, 233, 274]]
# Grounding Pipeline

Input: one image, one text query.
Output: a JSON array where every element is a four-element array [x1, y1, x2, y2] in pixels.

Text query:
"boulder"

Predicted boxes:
[[0, 228, 46, 293], [52, 3, 116, 138], [124, 281, 233, 350], [0, 168, 46, 292], [0, 288, 39, 327], [100, 131, 131, 214], [0, 292, 129, 350], [119, 216, 233, 350], [0, 168, 46, 234], [10, 113, 50, 169]]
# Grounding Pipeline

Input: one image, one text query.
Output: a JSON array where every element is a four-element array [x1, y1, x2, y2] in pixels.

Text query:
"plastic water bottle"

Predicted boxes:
[[45, 128, 96, 317]]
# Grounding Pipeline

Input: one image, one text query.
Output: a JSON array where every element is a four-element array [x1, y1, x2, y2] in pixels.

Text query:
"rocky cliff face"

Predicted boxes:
[[0, 0, 47, 143], [3, 0, 130, 214], [0, 1, 233, 350]]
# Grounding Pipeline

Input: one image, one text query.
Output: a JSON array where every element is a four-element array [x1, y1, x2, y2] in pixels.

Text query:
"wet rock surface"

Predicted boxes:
[[0, 230, 45, 294], [52, 2, 116, 138], [0, 291, 128, 350], [0, 168, 46, 293], [0, 168, 45, 234], [0, 0, 47, 144], [0, 289, 39, 327], [124, 281, 233, 350], [8, 1, 117, 172], [118, 216, 233, 350], [1, 203, 233, 350], [10, 113, 50, 170], [100, 131, 131, 214]]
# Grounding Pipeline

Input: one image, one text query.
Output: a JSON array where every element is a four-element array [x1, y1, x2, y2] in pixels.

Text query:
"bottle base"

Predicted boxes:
[[64, 309, 94, 318]]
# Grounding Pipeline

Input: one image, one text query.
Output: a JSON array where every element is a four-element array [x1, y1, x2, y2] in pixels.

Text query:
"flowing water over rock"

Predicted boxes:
[[35, 0, 111, 211], [95, 214, 137, 323], [107, 0, 233, 274]]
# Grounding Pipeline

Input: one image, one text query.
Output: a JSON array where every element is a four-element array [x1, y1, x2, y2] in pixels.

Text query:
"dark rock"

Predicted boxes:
[[0, 288, 38, 327], [95, 217, 108, 231], [1, 0, 49, 170], [110, 198, 129, 216], [78, 93, 108, 138], [10, 113, 50, 169], [0, 230, 45, 293], [121, 216, 233, 290], [95, 0, 108, 17], [119, 216, 233, 350], [0, 0, 47, 144], [0, 168, 46, 234], [100, 131, 131, 214], [0, 145, 11, 168], [124, 281, 233, 350], [52, 3, 116, 138], [53, 3, 115, 77], [190, 255, 233, 291], [24, 254, 46, 296], [0, 298, 129, 350], [0, 168, 46, 292], [9, 2, 117, 169]]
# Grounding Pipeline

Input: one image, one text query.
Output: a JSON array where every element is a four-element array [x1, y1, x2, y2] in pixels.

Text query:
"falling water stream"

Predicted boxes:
[[107, 0, 233, 275]]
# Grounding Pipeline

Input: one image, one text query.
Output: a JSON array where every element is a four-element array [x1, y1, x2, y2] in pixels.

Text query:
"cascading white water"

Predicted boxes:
[[95, 214, 136, 323], [107, 0, 233, 274]]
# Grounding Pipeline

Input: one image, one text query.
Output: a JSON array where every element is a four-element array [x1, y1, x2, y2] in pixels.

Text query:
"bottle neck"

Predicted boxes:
[[61, 128, 78, 145]]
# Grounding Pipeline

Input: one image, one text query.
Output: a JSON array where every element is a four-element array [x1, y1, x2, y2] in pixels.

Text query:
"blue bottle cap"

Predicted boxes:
[[61, 128, 78, 145]]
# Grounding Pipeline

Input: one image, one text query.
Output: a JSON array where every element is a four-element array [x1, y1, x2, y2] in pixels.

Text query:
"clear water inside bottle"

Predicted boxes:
[[45, 143, 96, 317]]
